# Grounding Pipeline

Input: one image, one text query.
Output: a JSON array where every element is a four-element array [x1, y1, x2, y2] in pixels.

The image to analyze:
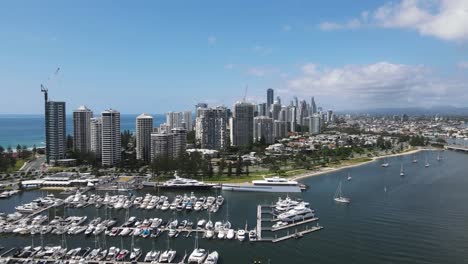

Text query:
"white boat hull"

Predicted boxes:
[[221, 184, 301, 193]]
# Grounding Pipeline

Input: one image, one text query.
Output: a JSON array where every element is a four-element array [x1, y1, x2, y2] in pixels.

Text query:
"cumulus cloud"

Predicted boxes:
[[319, 0, 468, 42], [287, 61, 468, 108]]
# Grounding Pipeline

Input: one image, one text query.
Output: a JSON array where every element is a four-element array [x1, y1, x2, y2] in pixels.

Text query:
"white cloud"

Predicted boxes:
[[319, 0, 468, 42], [458, 61, 468, 69], [252, 45, 273, 55], [208, 35, 217, 45], [287, 61, 468, 108], [282, 25, 292, 32]]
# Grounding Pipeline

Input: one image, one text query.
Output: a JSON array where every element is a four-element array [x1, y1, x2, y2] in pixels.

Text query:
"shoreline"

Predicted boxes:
[[289, 148, 428, 182]]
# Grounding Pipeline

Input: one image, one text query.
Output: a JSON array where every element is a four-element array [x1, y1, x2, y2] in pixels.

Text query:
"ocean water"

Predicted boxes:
[[0, 114, 165, 148], [1, 150, 468, 263]]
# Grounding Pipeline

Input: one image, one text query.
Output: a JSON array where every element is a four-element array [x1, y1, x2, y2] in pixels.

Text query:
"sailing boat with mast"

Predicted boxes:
[[333, 181, 350, 204], [412, 154, 418, 163], [381, 159, 389, 167], [400, 163, 405, 176], [425, 155, 430, 168], [437, 151, 442, 161], [347, 172, 352, 181]]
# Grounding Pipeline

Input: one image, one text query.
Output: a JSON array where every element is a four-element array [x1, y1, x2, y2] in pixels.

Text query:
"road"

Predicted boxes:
[[20, 155, 46, 173]]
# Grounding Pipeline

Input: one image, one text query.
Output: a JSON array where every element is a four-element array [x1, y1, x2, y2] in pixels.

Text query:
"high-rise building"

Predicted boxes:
[[276, 96, 281, 105], [256, 103, 267, 117], [271, 101, 282, 120], [182, 111, 193, 132], [279, 107, 287, 122], [253, 116, 274, 144], [326, 110, 334, 123], [90, 117, 102, 159], [297, 100, 309, 126], [289, 106, 297, 132], [44, 99, 67, 164], [73, 105, 93, 153], [267, 88, 274, 112], [310, 96, 317, 115], [195, 103, 208, 118], [101, 109, 121, 166], [136, 113, 153, 163], [230, 101, 255, 147], [195, 106, 228, 150], [309, 114, 322, 135], [151, 133, 173, 160], [273, 120, 288, 140], [171, 128, 187, 158], [166, 112, 183, 130]]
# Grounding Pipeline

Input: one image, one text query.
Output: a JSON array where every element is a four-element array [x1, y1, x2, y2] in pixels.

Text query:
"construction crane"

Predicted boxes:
[[40, 67, 60, 103]]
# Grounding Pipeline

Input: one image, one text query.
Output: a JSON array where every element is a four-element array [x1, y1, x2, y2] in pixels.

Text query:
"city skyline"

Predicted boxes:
[[1, 0, 468, 114]]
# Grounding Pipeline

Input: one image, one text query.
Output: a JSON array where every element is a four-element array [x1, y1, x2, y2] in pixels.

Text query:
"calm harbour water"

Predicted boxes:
[[0, 114, 165, 148], [1, 150, 468, 263]]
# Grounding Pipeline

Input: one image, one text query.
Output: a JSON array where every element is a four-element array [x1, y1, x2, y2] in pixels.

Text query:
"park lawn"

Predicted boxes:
[[328, 157, 373, 168]]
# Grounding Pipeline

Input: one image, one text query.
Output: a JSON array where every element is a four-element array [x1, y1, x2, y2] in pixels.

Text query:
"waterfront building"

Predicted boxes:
[[73, 105, 93, 153], [309, 114, 322, 135], [230, 101, 255, 147], [136, 113, 153, 163], [101, 109, 121, 166], [195, 106, 228, 150], [253, 116, 274, 144], [267, 88, 274, 112], [90, 117, 102, 159], [45, 101, 67, 164]]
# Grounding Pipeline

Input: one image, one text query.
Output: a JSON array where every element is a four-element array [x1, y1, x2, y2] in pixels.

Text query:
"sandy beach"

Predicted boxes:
[[290, 148, 428, 182]]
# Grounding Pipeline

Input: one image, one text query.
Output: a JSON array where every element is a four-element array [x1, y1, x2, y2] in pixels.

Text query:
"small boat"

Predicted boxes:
[[412, 154, 418, 163], [347, 172, 352, 181], [333, 181, 350, 204], [249, 230, 257, 241], [425, 156, 430, 168], [381, 160, 389, 167], [144, 250, 160, 262], [129, 248, 142, 262], [400, 164, 405, 176], [237, 229, 246, 241], [226, 229, 235, 240], [204, 251, 219, 264], [106, 247, 120, 261], [188, 248, 208, 264], [116, 249, 129, 261], [159, 249, 176, 263], [197, 219, 207, 229]]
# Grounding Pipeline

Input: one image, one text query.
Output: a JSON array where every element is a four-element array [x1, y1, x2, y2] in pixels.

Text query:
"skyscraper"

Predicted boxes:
[[171, 128, 187, 158], [256, 103, 267, 117], [273, 120, 288, 140], [310, 96, 317, 115], [195, 106, 228, 150], [309, 114, 322, 135], [101, 109, 121, 166], [166, 112, 183, 130], [43, 92, 66, 164], [195, 103, 208, 118], [90, 117, 102, 159], [253, 116, 274, 144], [271, 101, 282, 120], [267, 88, 274, 112], [73, 105, 93, 153], [151, 133, 173, 160], [289, 106, 297, 132], [136, 113, 153, 163], [230, 101, 255, 147], [182, 111, 193, 132], [297, 100, 309, 126]]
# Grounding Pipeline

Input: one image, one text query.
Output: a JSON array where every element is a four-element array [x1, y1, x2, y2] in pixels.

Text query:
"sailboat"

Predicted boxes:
[[412, 154, 418, 163], [333, 181, 350, 204], [400, 164, 405, 176], [347, 172, 352, 181], [381, 159, 389, 167], [437, 151, 442, 161], [425, 156, 430, 168]]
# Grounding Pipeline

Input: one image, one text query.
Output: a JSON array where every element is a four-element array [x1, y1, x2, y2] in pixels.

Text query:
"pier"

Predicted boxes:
[[271, 225, 324, 243], [445, 145, 468, 153]]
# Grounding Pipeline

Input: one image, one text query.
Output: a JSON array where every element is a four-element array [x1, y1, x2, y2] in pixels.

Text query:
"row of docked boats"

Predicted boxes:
[[64, 192, 224, 213], [1, 245, 220, 263], [0, 189, 20, 199], [14, 194, 63, 214]]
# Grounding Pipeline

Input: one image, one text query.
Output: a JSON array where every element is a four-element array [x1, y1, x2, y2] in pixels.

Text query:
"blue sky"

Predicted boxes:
[[1, 0, 467, 114]]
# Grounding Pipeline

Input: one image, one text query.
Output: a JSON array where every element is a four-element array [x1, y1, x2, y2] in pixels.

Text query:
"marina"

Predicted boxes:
[[0, 150, 467, 263]]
